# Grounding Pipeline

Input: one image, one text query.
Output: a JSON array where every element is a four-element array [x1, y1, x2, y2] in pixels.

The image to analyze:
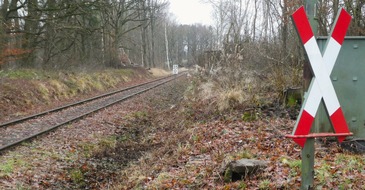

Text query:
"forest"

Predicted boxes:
[[0, 0, 214, 70], [0, 0, 363, 72]]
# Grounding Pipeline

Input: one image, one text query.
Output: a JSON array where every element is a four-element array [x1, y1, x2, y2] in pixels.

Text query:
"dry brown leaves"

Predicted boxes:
[[1, 74, 365, 189], [118, 97, 365, 189]]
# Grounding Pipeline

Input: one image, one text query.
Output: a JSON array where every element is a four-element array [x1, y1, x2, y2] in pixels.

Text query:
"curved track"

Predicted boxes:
[[0, 72, 186, 151]]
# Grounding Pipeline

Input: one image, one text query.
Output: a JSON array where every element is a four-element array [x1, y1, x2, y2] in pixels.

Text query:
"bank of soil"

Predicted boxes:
[[0, 67, 164, 122]]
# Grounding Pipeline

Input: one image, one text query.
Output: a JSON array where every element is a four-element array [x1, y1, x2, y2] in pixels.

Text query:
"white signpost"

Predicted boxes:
[[173, 64, 178, 75]]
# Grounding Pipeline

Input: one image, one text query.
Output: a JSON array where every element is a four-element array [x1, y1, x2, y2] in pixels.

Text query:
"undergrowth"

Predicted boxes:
[[107, 65, 365, 188]]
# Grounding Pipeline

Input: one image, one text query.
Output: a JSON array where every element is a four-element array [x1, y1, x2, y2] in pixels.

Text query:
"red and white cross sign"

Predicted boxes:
[[289, 6, 352, 147]]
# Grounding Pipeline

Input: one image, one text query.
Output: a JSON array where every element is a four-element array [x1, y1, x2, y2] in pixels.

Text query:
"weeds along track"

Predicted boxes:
[[0, 72, 186, 152]]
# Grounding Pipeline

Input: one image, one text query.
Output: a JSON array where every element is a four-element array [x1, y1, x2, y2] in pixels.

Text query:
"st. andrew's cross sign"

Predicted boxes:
[[286, 7, 352, 147]]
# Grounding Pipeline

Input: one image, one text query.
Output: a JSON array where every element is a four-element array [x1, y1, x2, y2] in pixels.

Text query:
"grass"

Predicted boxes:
[[0, 69, 50, 80], [316, 162, 331, 184], [98, 136, 117, 150], [218, 88, 246, 111], [132, 111, 149, 119], [78, 136, 118, 158], [259, 179, 271, 189], [237, 181, 247, 189], [176, 142, 192, 156], [234, 150, 253, 159], [79, 142, 97, 158], [242, 110, 257, 122], [288, 159, 301, 169], [287, 95, 298, 107], [70, 169, 85, 187], [49, 79, 69, 99], [0, 159, 14, 176], [117, 68, 134, 76], [30, 148, 65, 162], [281, 157, 301, 179], [37, 83, 50, 102], [0, 153, 29, 178]]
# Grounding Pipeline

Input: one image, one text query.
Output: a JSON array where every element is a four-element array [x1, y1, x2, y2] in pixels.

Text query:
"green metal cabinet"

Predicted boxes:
[[314, 37, 365, 140]]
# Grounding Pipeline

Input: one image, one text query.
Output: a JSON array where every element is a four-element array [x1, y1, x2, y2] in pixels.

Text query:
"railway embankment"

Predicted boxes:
[[0, 67, 160, 122]]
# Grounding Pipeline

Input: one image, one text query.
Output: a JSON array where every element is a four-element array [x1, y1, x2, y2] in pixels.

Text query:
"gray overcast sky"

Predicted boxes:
[[168, 0, 213, 25]]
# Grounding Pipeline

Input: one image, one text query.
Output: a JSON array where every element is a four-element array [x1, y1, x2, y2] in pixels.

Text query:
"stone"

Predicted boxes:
[[222, 159, 269, 182]]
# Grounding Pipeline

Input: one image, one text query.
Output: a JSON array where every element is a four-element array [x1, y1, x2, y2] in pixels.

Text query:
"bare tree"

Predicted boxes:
[[164, 22, 170, 69]]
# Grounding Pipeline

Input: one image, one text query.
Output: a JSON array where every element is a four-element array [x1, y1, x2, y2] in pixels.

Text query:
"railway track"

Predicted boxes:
[[0, 72, 186, 152]]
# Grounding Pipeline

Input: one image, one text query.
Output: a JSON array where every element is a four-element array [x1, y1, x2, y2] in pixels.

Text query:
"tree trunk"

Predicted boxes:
[[252, 0, 258, 41], [0, 0, 9, 68], [149, 0, 156, 68], [140, 0, 149, 67], [165, 22, 170, 70], [23, 0, 40, 67], [281, 0, 289, 54]]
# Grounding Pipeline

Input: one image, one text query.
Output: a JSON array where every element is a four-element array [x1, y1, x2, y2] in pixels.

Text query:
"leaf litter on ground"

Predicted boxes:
[[1, 74, 365, 189]]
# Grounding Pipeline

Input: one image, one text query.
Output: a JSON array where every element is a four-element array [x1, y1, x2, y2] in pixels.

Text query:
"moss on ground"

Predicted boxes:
[[0, 69, 52, 80]]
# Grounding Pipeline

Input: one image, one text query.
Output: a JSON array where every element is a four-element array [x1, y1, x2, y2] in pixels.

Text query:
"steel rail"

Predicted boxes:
[[0, 74, 176, 128], [0, 72, 186, 152]]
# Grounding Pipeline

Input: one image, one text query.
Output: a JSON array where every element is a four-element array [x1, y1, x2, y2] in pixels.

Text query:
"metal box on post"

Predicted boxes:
[[315, 37, 365, 140]]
